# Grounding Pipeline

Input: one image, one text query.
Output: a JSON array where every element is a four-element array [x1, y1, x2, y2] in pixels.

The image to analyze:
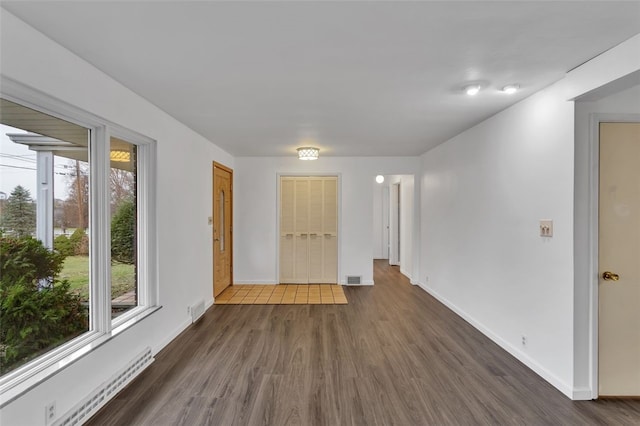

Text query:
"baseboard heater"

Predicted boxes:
[[53, 347, 154, 426]]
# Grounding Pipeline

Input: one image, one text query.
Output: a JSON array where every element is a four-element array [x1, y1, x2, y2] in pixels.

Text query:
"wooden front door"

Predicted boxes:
[[598, 122, 640, 397], [213, 162, 233, 297]]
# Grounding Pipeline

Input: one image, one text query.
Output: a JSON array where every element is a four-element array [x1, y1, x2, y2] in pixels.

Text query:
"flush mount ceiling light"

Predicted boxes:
[[297, 147, 319, 160], [110, 150, 130, 162], [376, 175, 385, 184], [502, 84, 520, 94], [465, 85, 481, 96]]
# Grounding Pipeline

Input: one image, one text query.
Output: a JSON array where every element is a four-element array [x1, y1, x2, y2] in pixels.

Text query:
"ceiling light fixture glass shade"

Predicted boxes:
[[376, 175, 385, 184], [502, 84, 520, 94], [110, 150, 131, 162], [297, 147, 319, 160], [465, 85, 481, 96]]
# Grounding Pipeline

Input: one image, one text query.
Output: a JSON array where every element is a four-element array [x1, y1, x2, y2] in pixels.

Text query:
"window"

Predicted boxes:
[[110, 137, 138, 319], [0, 86, 157, 403], [0, 99, 91, 375]]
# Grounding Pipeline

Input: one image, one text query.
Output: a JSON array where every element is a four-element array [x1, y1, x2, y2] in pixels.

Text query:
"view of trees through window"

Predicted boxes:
[[0, 99, 138, 375], [110, 137, 138, 319]]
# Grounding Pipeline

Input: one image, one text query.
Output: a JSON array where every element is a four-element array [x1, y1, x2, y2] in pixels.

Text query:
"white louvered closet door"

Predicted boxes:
[[308, 178, 325, 283], [279, 178, 296, 283], [294, 178, 309, 283], [280, 176, 337, 284]]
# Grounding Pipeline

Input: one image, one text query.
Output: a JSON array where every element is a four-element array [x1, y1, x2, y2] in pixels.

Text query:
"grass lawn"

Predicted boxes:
[[59, 255, 135, 302]]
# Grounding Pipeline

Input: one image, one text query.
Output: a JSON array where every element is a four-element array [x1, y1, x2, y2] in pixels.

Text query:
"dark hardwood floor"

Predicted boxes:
[[88, 260, 640, 425]]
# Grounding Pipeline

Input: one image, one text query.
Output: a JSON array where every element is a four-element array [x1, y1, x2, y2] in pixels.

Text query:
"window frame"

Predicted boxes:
[[0, 78, 159, 407]]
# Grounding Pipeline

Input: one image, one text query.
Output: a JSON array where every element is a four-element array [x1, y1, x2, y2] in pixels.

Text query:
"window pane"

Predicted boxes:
[[220, 190, 225, 251], [110, 137, 137, 319], [0, 99, 90, 375]]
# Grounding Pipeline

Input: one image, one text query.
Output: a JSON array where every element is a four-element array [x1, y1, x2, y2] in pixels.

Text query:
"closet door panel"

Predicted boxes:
[[280, 178, 296, 283], [308, 234, 323, 283], [322, 235, 338, 283], [293, 179, 309, 282]]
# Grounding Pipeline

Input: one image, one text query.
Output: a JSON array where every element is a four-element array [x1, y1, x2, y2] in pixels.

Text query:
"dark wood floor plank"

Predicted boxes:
[[87, 260, 640, 425]]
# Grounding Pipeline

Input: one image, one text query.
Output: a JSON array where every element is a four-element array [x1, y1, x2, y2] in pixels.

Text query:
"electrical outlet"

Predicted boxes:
[[539, 220, 553, 237], [45, 401, 56, 425], [521, 335, 527, 346]]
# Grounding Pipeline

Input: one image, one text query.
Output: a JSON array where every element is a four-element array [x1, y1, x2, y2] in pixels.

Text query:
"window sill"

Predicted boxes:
[[0, 305, 161, 408]]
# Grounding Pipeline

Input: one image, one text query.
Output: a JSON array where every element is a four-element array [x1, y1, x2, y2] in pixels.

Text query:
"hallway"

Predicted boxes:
[[88, 261, 640, 425]]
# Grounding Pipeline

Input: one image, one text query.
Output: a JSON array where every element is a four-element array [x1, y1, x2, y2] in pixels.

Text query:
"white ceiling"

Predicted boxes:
[[3, 1, 640, 157]]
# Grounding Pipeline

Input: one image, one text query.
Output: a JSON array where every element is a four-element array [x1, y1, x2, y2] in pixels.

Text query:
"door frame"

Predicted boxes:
[[213, 161, 233, 296], [587, 113, 640, 398], [276, 173, 342, 284], [389, 183, 400, 266]]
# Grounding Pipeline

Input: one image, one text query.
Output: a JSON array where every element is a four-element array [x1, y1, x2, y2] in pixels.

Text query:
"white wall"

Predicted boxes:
[[573, 82, 640, 396], [420, 85, 576, 394], [233, 158, 419, 285], [418, 34, 640, 399], [400, 175, 414, 280], [0, 10, 233, 424]]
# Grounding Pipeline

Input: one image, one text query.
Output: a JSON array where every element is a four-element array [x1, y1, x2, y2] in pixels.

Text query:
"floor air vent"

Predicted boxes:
[[54, 347, 154, 426], [346, 275, 362, 285]]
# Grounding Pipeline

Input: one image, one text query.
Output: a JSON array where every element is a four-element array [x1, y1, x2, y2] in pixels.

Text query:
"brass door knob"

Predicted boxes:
[[602, 271, 620, 281]]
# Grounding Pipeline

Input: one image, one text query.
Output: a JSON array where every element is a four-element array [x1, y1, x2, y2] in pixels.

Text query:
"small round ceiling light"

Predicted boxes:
[[376, 175, 385, 184], [465, 85, 481, 96], [297, 147, 319, 160], [502, 84, 520, 94]]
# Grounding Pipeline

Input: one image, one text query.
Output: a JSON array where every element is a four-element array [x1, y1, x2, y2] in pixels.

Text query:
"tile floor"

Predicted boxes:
[[215, 284, 348, 305]]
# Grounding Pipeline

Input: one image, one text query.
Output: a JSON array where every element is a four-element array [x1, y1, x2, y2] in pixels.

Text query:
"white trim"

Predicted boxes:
[[572, 387, 594, 401], [232, 281, 279, 285], [93, 126, 112, 333], [587, 113, 640, 400], [36, 151, 54, 249], [414, 281, 574, 399]]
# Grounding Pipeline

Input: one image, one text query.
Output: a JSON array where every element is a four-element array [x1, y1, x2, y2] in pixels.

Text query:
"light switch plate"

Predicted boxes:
[[540, 220, 553, 237]]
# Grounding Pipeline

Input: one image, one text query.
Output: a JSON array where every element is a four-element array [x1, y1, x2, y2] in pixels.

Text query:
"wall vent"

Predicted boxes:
[[346, 275, 362, 285], [54, 347, 154, 426], [190, 300, 205, 323]]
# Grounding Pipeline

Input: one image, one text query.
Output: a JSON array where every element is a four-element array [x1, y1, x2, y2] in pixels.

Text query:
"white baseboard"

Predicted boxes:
[[341, 280, 374, 285], [414, 281, 575, 399], [233, 280, 279, 285], [572, 387, 594, 400], [400, 268, 412, 281], [153, 318, 191, 355]]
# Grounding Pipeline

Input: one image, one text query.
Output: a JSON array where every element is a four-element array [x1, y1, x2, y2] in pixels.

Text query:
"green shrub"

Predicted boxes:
[[0, 235, 87, 374], [69, 228, 87, 255], [111, 200, 135, 264], [54, 234, 74, 257]]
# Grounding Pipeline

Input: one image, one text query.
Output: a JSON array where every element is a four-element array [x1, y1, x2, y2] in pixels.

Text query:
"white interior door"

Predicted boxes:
[[280, 178, 296, 283], [382, 185, 389, 259], [598, 121, 640, 397], [389, 183, 400, 266], [294, 178, 309, 283]]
